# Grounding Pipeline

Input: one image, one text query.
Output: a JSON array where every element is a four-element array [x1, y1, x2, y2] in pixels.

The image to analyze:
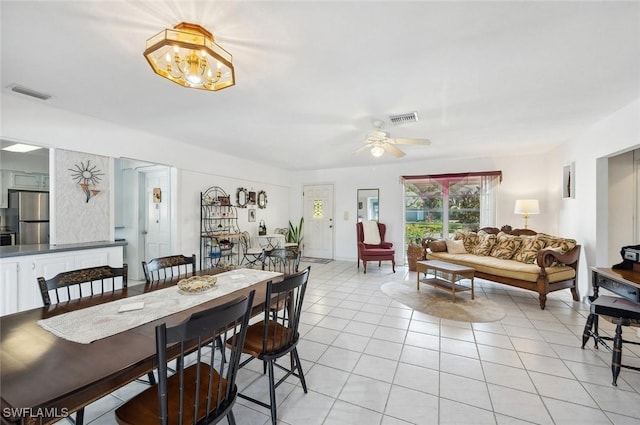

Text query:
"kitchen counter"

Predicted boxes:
[[0, 240, 127, 258], [0, 241, 126, 316]]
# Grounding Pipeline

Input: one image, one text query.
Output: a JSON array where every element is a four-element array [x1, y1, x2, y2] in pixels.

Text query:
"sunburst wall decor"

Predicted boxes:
[[69, 160, 104, 203]]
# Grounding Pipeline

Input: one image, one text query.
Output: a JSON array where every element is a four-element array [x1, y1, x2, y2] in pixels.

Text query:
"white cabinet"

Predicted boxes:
[[0, 261, 19, 316], [0, 170, 49, 208], [0, 170, 9, 208], [0, 246, 124, 316], [10, 171, 49, 190]]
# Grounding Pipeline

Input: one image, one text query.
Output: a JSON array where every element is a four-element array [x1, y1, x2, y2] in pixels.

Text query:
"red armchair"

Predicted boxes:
[[356, 221, 396, 273]]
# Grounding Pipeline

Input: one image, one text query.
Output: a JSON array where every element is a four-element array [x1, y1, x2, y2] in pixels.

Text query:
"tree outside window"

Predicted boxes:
[[403, 172, 501, 248]]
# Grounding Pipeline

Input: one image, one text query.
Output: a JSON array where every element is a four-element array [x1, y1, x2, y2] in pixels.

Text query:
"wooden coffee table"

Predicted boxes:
[[416, 260, 475, 301]]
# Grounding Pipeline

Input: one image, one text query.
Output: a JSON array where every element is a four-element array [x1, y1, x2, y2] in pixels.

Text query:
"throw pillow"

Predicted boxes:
[[453, 231, 479, 253], [537, 233, 577, 254], [490, 232, 523, 260], [472, 231, 497, 256], [536, 233, 577, 265], [512, 235, 547, 264], [362, 220, 381, 245], [445, 239, 467, 254]]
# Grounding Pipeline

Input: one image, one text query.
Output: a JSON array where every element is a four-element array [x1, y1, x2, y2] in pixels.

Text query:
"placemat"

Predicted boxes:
[[38, 269, 281, 344]]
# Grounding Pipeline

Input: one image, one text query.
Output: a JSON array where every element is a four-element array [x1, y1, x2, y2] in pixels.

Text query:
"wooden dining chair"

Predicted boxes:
[[232, 267, 310, 425], [38, 265, 128, 307], [262, 247, 300, 275], [142, 254, 196, 283], [37, 264, 130, 425], [115, 291, 255, 425]]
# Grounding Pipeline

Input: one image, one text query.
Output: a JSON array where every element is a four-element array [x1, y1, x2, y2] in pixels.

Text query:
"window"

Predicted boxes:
[[402, 171, 502, 245]]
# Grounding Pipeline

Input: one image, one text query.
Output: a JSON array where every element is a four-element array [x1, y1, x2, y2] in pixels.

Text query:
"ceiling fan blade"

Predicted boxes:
[[354, 144, 371, 154], [393, 137, 431, 145], [384, 143, 406, 158]]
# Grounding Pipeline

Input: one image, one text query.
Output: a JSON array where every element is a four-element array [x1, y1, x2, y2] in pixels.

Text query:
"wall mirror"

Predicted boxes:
[[236, 187, 248, 208], [357, 188, 379, 222], [257, 190, 268, 209]]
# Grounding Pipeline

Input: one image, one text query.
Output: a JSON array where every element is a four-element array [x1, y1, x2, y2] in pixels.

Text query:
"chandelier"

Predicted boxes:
[[144, 22, 235, 91]]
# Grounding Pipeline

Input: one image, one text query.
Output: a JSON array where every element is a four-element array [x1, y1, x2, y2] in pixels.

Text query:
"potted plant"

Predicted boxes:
[[406, 224, 426, 271], [287, 217, 304, 252]]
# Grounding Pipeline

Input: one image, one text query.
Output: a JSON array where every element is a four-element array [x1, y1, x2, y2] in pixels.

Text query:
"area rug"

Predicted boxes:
[[300, 257, 333, 264], [380, 280, 506, 323]]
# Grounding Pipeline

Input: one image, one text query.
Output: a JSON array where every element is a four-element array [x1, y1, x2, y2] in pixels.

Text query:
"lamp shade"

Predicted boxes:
[[514, 199, 540, 215]]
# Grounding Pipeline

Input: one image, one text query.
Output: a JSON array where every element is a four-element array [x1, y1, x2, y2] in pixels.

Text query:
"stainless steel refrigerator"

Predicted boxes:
[[8, 191, 50, 244]]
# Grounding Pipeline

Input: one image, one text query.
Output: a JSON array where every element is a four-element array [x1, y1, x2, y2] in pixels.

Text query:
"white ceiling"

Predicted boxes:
[[2, 1, 639, 171]]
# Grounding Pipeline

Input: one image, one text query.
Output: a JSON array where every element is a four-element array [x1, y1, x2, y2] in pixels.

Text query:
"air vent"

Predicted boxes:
[[7, 84, 51, 100], [389, 111, 418, 125]]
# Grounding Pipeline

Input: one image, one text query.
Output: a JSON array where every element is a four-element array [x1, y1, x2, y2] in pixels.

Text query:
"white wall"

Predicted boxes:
[[553, 100, 640, 299], [0, 150, 49, 173], [608, 151, 636, 265], [292, 153, 558, 261], [2, 95, 295, 257], [4, 92, 640, 303], [177, 169, 291, 266]]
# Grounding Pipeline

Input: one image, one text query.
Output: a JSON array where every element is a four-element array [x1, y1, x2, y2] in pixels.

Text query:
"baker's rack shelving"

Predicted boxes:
[[200, 186, 241, 269]]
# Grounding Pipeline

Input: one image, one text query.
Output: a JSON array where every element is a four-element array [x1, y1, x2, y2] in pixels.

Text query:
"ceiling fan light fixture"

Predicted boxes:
[[144, 22, 235, 91], [370, 145, 385, 157]]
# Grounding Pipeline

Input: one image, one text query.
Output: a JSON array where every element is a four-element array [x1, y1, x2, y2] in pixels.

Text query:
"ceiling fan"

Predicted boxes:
[[355, 119, 430, 158]]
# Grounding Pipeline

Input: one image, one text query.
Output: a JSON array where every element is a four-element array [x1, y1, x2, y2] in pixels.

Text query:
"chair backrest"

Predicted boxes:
[[38, 265, 128, 306], [262, 248, 300, 274], [356, 221, 387, 245], [142, 254, 196, 283], [239, 231, 252, 251], [274, 227, 289, 239], [155, 291, 254, 425], [262, 268, 310, 355]]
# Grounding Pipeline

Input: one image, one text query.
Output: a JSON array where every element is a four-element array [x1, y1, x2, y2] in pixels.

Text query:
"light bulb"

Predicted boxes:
[[370, 146, 385, 157]]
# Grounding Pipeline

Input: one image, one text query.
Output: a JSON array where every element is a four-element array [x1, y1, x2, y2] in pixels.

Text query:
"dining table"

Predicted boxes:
[[0, 267, 282, 425]]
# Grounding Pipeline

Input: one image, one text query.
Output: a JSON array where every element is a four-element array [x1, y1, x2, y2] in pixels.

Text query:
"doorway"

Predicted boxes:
[[141, 168, 171, 262], [302, 184, 334, 259], [115, 159, 174, 280]]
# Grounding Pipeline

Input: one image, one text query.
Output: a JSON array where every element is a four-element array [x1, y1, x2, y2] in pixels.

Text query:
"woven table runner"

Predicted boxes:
[[38, 269, 281, 344]]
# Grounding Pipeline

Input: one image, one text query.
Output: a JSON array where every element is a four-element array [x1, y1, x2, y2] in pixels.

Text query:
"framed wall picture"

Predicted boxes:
[[248, 208, 256, 222], [248, 191, 256, 205], [563, 162, 575, 198], [219, 195, 231, 206]]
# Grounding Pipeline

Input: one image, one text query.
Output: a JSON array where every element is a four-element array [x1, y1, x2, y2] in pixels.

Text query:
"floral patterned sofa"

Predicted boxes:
[[427, 226, 580, 309]]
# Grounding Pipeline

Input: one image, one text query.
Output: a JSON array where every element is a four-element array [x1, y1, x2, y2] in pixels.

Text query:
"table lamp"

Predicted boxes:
[[514, 199, 539, 229]]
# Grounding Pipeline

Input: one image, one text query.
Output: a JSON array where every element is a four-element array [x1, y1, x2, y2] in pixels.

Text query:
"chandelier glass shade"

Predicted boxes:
[[144, 22, 235, 91]]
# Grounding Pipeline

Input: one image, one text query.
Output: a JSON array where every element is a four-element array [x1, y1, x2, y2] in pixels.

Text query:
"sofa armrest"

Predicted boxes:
[[429, 239, 447, 252], [537, 245, 581, 268], [380, 242, 393, 249]]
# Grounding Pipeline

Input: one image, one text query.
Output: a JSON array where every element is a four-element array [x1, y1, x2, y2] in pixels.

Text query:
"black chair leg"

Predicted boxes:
[[593, 315, 600, 349], [293, 348, 307, 393], [267, 360, 277, 425], [67, 408, 84, 425], [581, 313, 596, 348], [215, 335, 226, 364], [612, 324, 623, 386], [227, 410, 237, 425]]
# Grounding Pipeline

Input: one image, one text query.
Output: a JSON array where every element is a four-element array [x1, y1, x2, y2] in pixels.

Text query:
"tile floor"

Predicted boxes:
[[79, 260, 640, 425]]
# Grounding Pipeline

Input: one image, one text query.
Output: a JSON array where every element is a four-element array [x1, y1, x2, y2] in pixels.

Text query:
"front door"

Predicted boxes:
[[302, 184, 334, 259]]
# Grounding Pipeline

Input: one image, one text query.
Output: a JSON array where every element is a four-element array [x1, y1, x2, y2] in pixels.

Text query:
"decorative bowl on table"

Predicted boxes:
[[177, 275, 218, 294]]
